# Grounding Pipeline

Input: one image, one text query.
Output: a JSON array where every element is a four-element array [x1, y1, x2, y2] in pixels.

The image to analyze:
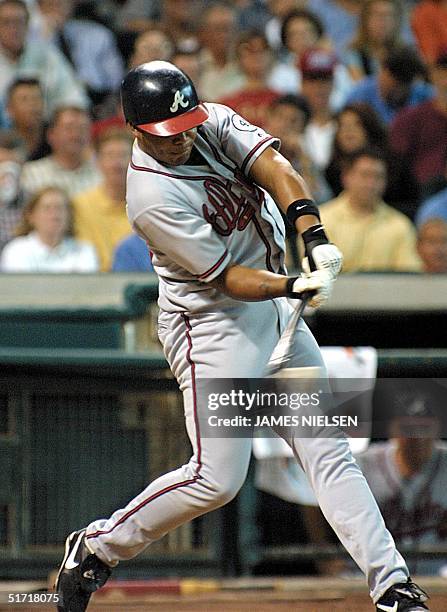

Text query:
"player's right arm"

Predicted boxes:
[[209, 263, 329, 306]]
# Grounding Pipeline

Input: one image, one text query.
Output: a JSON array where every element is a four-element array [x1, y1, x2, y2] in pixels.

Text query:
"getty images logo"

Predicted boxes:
[[170, 90, 189, 113]]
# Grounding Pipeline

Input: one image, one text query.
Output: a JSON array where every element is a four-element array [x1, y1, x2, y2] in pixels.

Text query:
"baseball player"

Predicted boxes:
[[55, 62, 429, 612]]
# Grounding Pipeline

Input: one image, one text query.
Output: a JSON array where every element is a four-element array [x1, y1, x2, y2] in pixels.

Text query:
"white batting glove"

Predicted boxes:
[[302, 244, 343, 280], [301, 224, 343, 280], [288, 270, 334, 309]]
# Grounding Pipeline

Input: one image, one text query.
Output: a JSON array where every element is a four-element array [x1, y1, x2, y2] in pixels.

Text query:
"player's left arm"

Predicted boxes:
[[249, 146, 343, 278]]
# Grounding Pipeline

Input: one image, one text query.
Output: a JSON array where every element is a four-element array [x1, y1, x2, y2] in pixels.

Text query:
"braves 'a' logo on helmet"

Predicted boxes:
[[170, 90, 190, 113]]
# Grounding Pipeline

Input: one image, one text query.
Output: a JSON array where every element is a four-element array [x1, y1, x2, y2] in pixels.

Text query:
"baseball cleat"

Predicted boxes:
[[55, 529, 112, 611], [375, 578, 429, 611]]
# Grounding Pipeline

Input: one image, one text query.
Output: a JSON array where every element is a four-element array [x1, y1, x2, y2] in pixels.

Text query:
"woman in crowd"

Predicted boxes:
[[345, 0, 406, 81], [325, 102, 388, 195], [0, 186, 98, 272]]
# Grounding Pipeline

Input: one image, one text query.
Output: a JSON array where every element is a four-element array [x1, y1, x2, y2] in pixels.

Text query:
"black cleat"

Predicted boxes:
[[376, 578, 429, 611], [55, 530, 112, 611]]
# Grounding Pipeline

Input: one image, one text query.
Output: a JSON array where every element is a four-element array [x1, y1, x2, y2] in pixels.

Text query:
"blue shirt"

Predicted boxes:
[[112, 234, 154, 272], [345, 76, 434, 124], [416, 188, 447, 228]]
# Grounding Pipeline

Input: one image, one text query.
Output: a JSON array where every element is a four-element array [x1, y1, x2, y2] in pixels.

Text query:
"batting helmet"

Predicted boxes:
[[120, 61, 209, 137]]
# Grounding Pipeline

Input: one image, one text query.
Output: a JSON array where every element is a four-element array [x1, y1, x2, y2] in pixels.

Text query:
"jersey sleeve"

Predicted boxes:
[[207, 103, 280, 176], [133, 200, 231, 282]]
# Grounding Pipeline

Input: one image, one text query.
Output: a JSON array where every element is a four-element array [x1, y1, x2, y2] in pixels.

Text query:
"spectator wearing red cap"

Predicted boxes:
[[299, 47, 338, 169], [390, 51, 447, 216], [268, 9, 353, 112]]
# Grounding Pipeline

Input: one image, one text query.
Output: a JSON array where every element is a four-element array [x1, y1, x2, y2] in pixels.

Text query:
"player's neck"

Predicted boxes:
[[183, 146, 208, 167]]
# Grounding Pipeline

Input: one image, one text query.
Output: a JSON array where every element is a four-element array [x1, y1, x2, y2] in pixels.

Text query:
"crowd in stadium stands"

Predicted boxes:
[[0, 0, 446, 274]]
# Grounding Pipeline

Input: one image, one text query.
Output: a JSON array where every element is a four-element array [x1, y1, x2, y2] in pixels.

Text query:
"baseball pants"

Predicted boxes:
[[85, 298, 408, 602]]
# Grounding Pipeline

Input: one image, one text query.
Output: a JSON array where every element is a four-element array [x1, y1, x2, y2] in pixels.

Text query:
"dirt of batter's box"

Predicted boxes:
[[1, 593, 445, 612]]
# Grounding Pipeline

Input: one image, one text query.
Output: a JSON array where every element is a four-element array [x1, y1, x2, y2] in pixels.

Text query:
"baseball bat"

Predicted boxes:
[[266, 291, 322, 378]]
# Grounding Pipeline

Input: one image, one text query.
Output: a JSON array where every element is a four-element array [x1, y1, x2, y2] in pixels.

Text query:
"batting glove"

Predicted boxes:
[[301, 224, 343, 279], [287, 270, 334, 309]]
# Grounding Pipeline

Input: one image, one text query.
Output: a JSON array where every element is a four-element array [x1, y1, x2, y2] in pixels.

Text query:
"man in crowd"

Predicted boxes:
[[319, 147, 422, 272], [390, 52, 447, 205], [20, 105, 100, 198], [0, 0, 88, 124], [5, 77, 50, 161], [415, 183, 447, 274], [73, 128, 133, 271], [345, 46, 433, 124]]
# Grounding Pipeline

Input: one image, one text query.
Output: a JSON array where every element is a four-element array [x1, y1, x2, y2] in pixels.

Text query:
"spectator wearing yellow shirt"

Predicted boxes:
[[73, 128, 133, 271], [318, 147, 422, 272]]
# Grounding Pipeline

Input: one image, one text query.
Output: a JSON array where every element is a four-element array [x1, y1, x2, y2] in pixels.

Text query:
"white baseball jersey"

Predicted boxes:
[[126, 103, 286, 313]]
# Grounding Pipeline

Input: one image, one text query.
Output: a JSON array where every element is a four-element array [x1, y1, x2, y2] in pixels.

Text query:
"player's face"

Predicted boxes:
[[133, 128, 198, 166]]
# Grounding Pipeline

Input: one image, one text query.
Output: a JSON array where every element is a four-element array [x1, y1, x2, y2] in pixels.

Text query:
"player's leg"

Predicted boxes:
[[55, 302, 282, 610], [83, 304, 281, 564], [271, 306, 428, 609]]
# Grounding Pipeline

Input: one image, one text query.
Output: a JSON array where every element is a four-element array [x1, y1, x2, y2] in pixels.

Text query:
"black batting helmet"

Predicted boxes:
[[120, 61, 209, 137]]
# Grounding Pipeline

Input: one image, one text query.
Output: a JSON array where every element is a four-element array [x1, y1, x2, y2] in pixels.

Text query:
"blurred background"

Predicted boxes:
[[0, 0, 446, 590]]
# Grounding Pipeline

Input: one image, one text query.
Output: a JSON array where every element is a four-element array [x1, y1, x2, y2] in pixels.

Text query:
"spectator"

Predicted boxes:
[[0, 186, 98, 272], [5, 76, 50, 161], [268, 9, 353, 112], [34, 0, 125, 115], [198, 2, 244, 100], [319, 147, 422, 272], [416, 218, 447, 273], [415, 186, 447, 273], [411, 0, 447, 66], [263, 0, 303, 51], [112, 233, 153, 272], [325, 102, 387, 195], [128, 26, 174, 69], [265, 94, 331, 204], [299, 47, 338, 169], [73, 128, 133, 272], [345, 0, 405, 81], [357, 398, 447, 575], [0, 0, 88, 123], [345, 45, 433, 124], [325, 101, 415, 210], [0, 138, 25, 252], [219, 30, 280, 128], [389, 52, 447, 203], [20, 105, 100, 198]]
